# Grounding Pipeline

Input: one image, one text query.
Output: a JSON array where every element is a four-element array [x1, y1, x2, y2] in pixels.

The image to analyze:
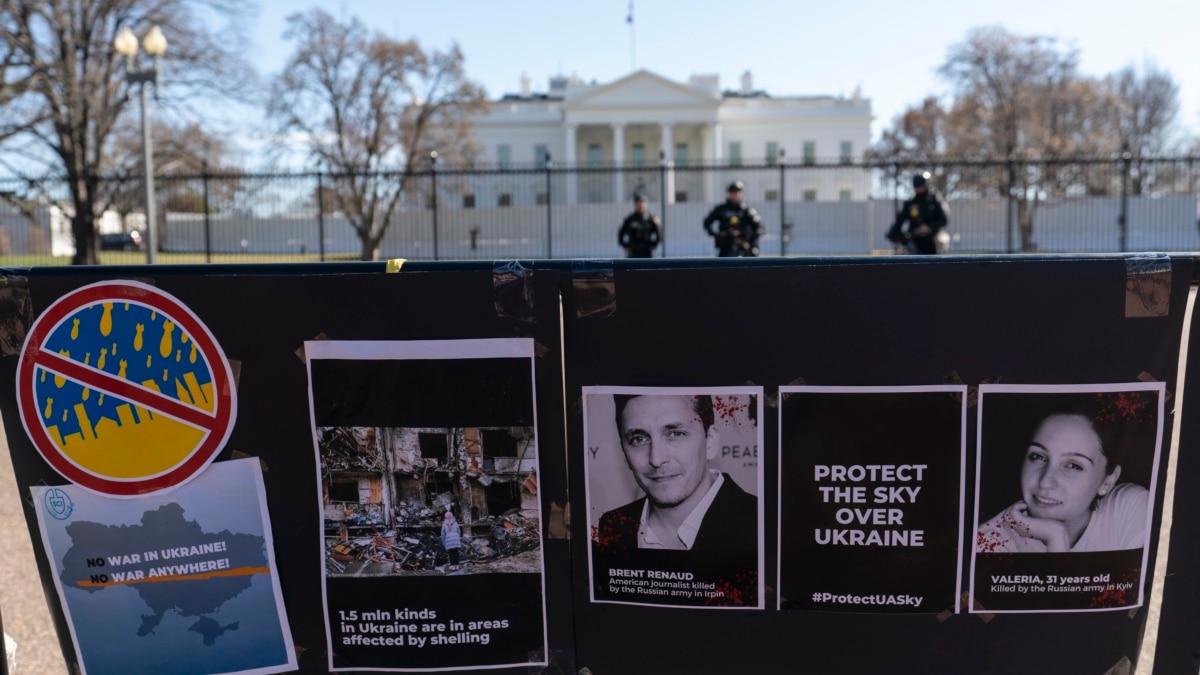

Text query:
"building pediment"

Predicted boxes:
[[564, 70, 718, 110]]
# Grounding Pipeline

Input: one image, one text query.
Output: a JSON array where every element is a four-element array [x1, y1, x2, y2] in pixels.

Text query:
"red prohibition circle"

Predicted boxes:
[[16, 281, 236, 496]]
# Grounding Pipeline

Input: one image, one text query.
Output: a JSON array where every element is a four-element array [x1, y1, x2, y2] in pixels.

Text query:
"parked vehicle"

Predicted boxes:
[[100, 231, 142, 251]]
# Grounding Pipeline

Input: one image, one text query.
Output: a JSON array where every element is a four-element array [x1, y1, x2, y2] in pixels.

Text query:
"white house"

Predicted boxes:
[[470, 69, 874, 207]]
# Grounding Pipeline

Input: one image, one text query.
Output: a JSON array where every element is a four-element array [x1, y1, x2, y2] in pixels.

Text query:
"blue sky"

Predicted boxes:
[[242, 0, 1198, 154]]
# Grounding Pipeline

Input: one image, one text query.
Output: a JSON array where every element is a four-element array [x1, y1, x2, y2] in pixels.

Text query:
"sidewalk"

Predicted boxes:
[[0, 414, 68, 674]]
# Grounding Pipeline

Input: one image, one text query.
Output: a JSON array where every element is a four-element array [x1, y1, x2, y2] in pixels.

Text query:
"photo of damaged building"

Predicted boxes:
[[319, 425, 542, 577]]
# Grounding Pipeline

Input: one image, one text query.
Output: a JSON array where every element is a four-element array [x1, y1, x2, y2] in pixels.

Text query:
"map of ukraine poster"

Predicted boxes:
[[31, 457, 296, 675]]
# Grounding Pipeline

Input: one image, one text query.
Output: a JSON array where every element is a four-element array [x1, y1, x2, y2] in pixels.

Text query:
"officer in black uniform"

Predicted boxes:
[[703, 180, 763, 257], [887, 172, 950, 255], [618, 192, 662, 258]]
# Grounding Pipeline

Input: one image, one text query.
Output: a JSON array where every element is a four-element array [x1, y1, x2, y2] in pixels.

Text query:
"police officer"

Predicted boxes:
[[703, 180, 763, 257], [618, 192, 662, 258], [887, 172, 950, 255]]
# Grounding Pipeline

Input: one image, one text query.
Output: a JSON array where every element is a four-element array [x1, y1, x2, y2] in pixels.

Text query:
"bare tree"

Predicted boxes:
[[936, 26, 1110, 250], [1103, 62, 1183, 195], [936, 26, 1076, 156], [109, 118, 229, 176], [1108, 62, 1180, 156], [0, 0, 254, 263], [870, 97, 948, 164], [105, 117, 242, 221], [268, 8, 489, 261], [876, 25, 1191, 251]]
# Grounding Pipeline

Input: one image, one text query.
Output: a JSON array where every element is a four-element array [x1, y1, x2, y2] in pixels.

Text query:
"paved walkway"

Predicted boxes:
[[0, 414, 68, 674]]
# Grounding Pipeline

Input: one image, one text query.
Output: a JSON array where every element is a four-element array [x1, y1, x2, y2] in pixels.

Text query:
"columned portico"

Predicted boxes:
[[474, 68, 873, 209]]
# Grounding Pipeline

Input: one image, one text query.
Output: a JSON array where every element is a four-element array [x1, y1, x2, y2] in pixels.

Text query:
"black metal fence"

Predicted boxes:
[[1, 156, 1197, 264]]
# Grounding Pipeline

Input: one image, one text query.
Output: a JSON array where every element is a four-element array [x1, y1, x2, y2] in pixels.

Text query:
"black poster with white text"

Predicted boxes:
[[778, 387, 965, 613]]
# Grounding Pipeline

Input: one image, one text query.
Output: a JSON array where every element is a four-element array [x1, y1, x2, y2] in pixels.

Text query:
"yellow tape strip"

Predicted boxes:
[[386, 258, 407, 273]]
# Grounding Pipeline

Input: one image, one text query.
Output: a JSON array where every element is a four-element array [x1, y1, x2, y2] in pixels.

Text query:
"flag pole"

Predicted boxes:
[[627, 0, 635, 71]]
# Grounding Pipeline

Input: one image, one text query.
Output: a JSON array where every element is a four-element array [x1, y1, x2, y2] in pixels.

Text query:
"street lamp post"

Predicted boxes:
[[114, 26, 167, 264]]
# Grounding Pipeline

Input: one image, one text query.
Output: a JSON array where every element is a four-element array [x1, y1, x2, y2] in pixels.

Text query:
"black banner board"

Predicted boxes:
[[0, 254, 1193, 675], [0, 263, 569, 674], [562, 255, 1189, 674]]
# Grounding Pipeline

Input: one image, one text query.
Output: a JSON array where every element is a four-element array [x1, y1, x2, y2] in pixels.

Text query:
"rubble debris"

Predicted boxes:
[[319, 427, 383, 471], [394, 500, 442, 528], [323, 503, 386, 534], [486, 513, 540, 557], [324, 512, 542, 575]]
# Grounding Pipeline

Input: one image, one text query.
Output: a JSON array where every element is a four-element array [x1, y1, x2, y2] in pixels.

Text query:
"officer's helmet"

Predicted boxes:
[[912, 172, 931, 188], [632, 192, 646, 202], [727, 180, 745, 193]]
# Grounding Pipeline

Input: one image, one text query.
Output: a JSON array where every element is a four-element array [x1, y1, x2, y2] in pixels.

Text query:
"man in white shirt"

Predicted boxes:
[[592, 394, 758, 605]]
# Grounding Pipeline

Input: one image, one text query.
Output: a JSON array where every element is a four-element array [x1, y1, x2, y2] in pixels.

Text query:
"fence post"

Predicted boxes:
[[430, 151, 439, 261], [1006, 149, 1016, 254], [316, 168, 326, 262], [659, 150, 667, 257], [779, 148, 787, 256], [1119, 144, 1131, 253], [546, 152, 553, 259], [201, 162, 212, 264]]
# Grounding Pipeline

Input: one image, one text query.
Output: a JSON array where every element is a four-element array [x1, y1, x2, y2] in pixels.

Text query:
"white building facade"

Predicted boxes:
[[470, 69, 874, 207]]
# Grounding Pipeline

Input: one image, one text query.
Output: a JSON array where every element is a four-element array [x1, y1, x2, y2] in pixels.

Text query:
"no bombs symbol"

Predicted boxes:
[[17, 281, 236, 496]]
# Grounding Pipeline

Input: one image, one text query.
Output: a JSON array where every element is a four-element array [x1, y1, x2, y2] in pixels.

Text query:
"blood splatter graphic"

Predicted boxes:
[[1090, 390, 1156, 432], [592, 509, 637, 552], [711, 395, 749, 423], [1088, 566, 1141, 608], [705, 570, 757, 607], [976, 507, 1033, 553]]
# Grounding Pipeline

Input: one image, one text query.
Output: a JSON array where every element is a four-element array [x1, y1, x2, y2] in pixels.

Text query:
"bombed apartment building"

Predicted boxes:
[[319, 425, 541, 574], [319, 427, 390, 535], [388, 426, 538, 524]]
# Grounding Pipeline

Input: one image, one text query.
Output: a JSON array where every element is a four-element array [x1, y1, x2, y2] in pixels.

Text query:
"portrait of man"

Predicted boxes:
[[584, 388, 762, 608]]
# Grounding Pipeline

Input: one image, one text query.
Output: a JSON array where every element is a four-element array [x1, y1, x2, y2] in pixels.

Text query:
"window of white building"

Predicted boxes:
[[674, 190, 688, 203], [535, 144, 548, 168], [587, 144, 602, 167], [498, 193, 512, 207], [840, 141, 853, 165], [766, 142, 779, 166], [463, 194, 476, 209], [536, 192, 548, 205], [765, 189, 779, 201], [497, 144, 511, 169], [803, 189, 817, 201], [839, 189, 852, 201], [674, 142, 688, 166], [631, 143, 646, 168], [729, 142, 742, 167], [802, 141, 816, 166]]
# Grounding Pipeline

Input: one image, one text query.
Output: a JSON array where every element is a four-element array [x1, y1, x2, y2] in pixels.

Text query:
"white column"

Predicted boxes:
[[709, 123, 723, 163], [564, 124, 577, 205], [707, 123, 723, 202], [612, 123, 625, 203], [661, 123, 674, 204]]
